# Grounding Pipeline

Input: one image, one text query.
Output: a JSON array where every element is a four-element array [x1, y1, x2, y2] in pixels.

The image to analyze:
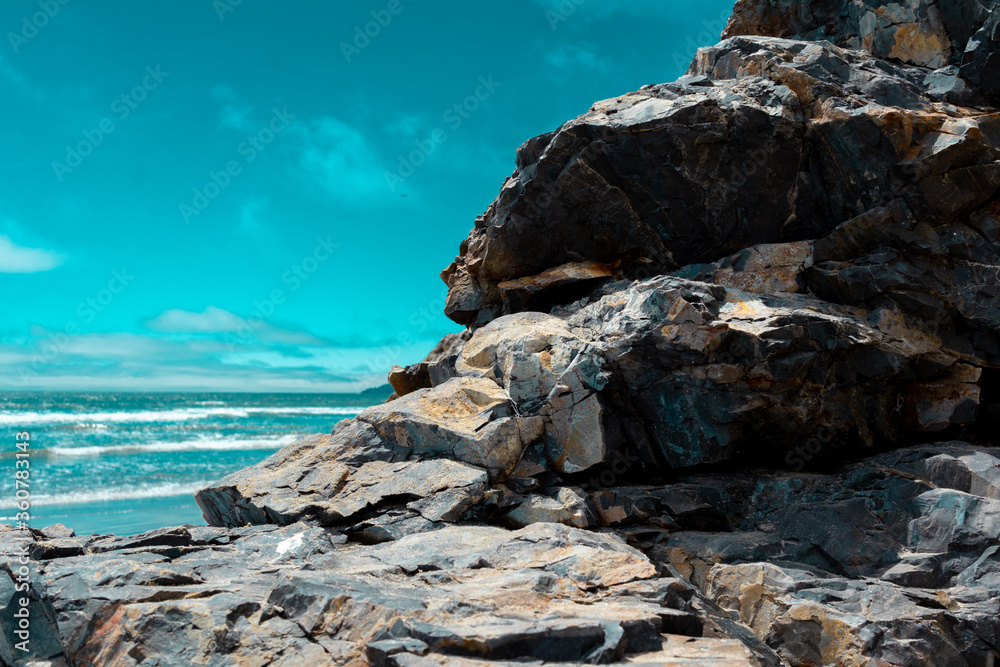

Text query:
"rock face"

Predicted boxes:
[[9, 443, 1000, 665], [434, 0, 1000, 475], [6, 0, 1000, 665], [1, 521, 749, 666], [442, 36, 1000, 329], [388, 331, 472, 399], [723, 0, 998, 99]]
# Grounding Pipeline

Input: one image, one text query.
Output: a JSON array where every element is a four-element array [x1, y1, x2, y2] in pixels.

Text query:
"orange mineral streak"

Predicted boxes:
[[887, 21, 951, 67]]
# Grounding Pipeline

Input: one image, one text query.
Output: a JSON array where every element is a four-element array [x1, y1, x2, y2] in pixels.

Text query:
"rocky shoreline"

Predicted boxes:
[[4, 0, 1000, 665]]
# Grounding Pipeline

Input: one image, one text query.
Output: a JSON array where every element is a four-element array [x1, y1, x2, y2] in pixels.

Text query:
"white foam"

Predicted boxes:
[[0, 405, 365, 426], [44, 434, 301, 457], [27, 481, 215, 507]]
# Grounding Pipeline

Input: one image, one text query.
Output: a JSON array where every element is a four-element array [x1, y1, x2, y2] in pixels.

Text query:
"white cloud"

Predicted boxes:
[[0, 236, 65, 273], [146, 306, 325, 345], [542, 42, 607, 74], [0, 331, 417, 392], [291, 115, 385, 198], [148, 306, 245, 333], [212, 84, 255, 132]]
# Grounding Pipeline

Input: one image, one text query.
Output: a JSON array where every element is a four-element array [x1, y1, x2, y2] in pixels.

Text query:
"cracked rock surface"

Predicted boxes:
[[4, 0, 1000, 665]]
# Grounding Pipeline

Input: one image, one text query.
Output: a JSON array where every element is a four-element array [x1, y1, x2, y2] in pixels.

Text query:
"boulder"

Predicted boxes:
[[1, 522, 723, 666], [644, 443, 1000, 666], [441, 35, 1000, 371], [723, 0, 996, 74], [197, 377, 544, 528], [388, 331, 472, 398]]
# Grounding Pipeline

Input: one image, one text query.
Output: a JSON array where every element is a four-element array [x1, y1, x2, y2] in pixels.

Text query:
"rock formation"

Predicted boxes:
[[4, 0, 1000, 665]]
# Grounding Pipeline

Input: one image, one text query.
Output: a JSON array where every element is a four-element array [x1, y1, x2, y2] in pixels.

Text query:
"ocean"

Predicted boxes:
[[0, 391, 387, 536]]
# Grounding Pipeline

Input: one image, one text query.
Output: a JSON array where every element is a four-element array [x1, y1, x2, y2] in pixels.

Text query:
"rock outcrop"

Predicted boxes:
[[5, 0, 1000, 665], [388, 331, 472, 399], [2, 521, 753, 666], [8, 442, 1000, 665]]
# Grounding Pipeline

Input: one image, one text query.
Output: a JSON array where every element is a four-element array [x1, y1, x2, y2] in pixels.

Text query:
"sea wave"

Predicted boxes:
[[0, 405, 365, 426], [26, 481, 215, 506], [43, 434, 302, 457]]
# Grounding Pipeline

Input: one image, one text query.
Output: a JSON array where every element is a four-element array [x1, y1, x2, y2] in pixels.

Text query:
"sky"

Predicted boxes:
[[0, 0, 735, 392]]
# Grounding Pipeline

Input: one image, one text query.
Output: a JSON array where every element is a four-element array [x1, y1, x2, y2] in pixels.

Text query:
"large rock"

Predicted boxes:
[[440, 272, 986, 474], [197, 377, 544, 529], [13, 443, 1000, 666], [0, 522, 738, 666], [442, 34, 1000, 328], [642, 442, 1000, 667], [723, 0, 997, 82], [429, 21, 1000, 477]]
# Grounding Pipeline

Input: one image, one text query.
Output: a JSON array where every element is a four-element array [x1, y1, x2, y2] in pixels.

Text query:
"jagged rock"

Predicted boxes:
[[641, 442, 1000, 666], [33, 524, 75, 540], [441, 33, 1000, 372], [503, 487, 595, 529], [457, 311, 609, 474], [378, 636, 759, 667], [443, 271, 988, 473], [197, 377, 545, 527], [723, 0, 995, 73], [29, 444, 1000, 665], [198, 443, 488, 531], [357, 377, 544, 479], [389, 331, 472, 398], [1, 522, 725, 666], [430, 28, 1000, 476]]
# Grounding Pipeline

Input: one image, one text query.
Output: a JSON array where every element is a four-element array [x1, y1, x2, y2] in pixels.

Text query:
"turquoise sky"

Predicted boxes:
[[0, 0, 734, 392]]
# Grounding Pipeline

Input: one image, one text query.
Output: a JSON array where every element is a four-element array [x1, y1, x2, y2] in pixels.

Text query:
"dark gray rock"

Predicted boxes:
[[1, 522, 747, 666], [442, 34, 1000, 328], [644, 443, 1000, 666]]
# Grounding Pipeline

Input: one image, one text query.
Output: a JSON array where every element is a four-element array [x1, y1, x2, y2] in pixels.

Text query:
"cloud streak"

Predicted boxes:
[[0, 236, 65, 273], [291, 115, 386, 199], [212, 84, 256, 132], [2, 329, 423, 392], [146, 306, 326, 345]]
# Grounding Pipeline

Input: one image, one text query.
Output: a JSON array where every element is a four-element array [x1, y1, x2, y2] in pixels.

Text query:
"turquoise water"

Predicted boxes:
[[0, 392, 387, 535]]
